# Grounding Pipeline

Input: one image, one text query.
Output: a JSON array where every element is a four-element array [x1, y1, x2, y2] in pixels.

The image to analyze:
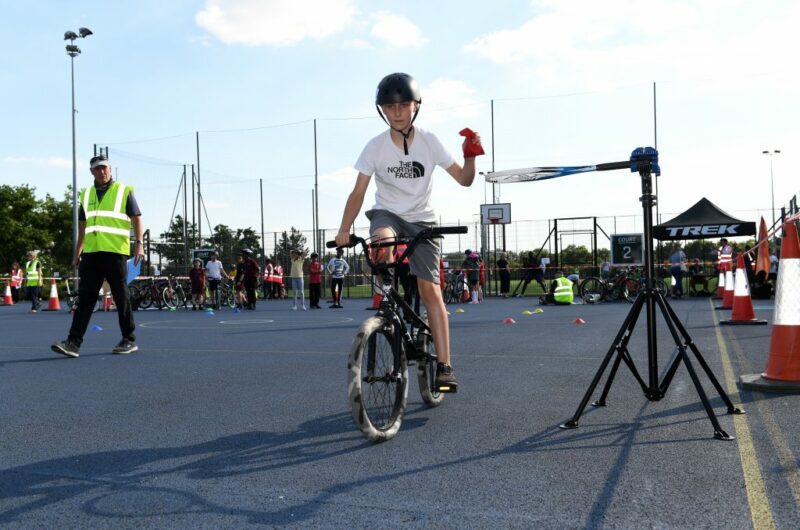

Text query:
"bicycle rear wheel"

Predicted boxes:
[[415, 316, 444, 407], [623, 279, 638, 303], [348, 316, 408, 442], [138, 285, 154, 309]]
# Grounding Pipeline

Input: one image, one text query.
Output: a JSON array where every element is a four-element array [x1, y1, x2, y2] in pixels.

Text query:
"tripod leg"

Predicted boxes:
[[560, 292, 646, 429], [652, 294, 735, 440], [657, 293, 743, 415]]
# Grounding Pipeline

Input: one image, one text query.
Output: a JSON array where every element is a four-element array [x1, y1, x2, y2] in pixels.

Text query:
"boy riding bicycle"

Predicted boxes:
[[334, 72, 483, 391]]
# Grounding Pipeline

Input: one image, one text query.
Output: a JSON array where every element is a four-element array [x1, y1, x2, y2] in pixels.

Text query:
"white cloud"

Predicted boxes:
[[3, 156, 71, 168], [370, 12, 427, 49], [342, 39, 373, 50], [420, 78, 483, 124], [464, 0, 800, 89], [320, 166, 357, 183], [196, 0, 357, 47]]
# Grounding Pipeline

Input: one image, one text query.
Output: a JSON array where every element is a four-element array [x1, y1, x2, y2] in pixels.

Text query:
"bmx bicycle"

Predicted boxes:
[[328, 225, 467, 442]]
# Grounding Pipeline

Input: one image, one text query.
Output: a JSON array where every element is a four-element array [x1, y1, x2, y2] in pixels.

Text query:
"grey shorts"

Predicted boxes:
[[366, 209, 440, 284]]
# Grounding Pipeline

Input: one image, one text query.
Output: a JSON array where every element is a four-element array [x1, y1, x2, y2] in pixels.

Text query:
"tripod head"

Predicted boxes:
[[629, 147, 660, 177]]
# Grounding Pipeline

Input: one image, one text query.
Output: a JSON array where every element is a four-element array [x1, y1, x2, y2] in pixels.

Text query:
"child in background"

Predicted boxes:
[[290, 249, 307, 311], [308, 253, 323, 309], [189, 259, 206, 310]]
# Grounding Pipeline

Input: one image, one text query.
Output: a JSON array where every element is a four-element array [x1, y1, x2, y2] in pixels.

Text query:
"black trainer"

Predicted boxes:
[[435, 363, 458, 393], [112, 339, 138, 355], [52, 340, 80, 358]]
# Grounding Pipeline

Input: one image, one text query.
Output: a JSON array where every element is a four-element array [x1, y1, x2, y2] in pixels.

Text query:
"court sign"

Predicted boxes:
[[611, 234, 644, 265]]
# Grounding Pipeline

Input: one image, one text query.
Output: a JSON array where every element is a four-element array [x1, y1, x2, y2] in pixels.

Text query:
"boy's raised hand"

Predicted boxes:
[[459, 128, 485, 158]]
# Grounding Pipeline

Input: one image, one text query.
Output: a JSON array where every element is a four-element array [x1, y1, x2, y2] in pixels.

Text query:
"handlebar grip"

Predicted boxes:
[[431, 226, 468, 235], [326, 234, 360, 249]]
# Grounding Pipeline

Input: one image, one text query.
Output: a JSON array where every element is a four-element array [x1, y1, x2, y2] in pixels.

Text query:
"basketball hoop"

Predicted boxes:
[[489, 216, 500, 225]]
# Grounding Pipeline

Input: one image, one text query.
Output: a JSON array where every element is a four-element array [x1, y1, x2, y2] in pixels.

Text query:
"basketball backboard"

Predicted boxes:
[[480, 203, 511, 225]]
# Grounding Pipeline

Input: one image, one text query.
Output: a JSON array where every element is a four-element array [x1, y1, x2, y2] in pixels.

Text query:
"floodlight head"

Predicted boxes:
[[762, 150, 769, 154], [78, 27, 93, 38], [66, 44, 81, 57], [64, 30, 79, 41]]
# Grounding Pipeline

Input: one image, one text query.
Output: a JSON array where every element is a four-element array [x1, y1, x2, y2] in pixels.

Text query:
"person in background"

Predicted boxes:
[[10, 261, 23, 303], [497, 252, 510, 298], [463, 251, 480, 304], [232, 255, 246, 309], [241, 249, 260, 310], [262, 258, 274, 300], [289, 249, 307, 311], [23, 251, 43, 312], [601, 259, 611, 279], [205, 252, 225, 309], [688, 258, 709, 295], [327, 248, 349, 308], [669, 244, 687, 298], [539, 270, 574, 305], [308, 253, 323, 309], [769, 249, 779, 281], [478, 255, 485, 302], [189, 258, 206, 310], [717, 238, 733, 272]]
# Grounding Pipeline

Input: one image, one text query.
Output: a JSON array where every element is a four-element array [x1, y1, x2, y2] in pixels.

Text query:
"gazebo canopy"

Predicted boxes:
[[654, 197, 756, 240]]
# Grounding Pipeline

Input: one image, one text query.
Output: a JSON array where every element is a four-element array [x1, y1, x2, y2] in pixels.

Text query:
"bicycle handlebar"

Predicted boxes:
[[325, 225, 468, 271]]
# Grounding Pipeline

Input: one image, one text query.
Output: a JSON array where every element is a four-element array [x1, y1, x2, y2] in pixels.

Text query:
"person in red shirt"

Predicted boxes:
[[189, 259, 206, 310], [308, 253, 323, 309]]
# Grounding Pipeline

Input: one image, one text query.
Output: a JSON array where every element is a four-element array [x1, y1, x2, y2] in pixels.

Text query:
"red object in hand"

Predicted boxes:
[[459, 128, 485, 157]]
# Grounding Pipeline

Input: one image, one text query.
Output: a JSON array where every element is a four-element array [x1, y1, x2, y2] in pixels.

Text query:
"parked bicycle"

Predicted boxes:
[[64, 278, 102, 313], [162, 275, 189, 310], [579, 268, 667, 303], [442, 268, 467, 305], [328, 225, 467, 442], [136, 276, 168, 310]]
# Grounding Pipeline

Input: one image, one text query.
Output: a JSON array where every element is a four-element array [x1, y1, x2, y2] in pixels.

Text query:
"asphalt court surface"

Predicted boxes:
[[1, 295, 799, 528]]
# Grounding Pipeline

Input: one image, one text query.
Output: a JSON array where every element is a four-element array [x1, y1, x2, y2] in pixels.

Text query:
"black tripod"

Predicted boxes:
[[559, 148, 743, 440]]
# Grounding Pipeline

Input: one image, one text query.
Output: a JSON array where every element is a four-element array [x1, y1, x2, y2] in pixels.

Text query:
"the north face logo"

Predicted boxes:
[[387, 161, 425, 179]]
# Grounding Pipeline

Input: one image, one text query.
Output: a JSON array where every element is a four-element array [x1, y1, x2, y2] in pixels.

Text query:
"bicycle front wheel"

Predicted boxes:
[[348, 316, 408, 442], [138, 286, 154, 309], [579, 277, 606, 302], [623, 279, 638, 303], [415, 316, 444, 407]]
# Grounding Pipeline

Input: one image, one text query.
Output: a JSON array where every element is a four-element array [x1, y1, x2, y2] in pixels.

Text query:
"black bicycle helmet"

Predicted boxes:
[[375, 73, 422, 155], [241, 248, 253, 256], [376, 73, 421, 106]]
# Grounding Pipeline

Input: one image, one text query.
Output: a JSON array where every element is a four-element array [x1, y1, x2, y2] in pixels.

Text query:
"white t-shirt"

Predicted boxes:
[[206, 259, 224, 280], [354, 128, 457, 223]]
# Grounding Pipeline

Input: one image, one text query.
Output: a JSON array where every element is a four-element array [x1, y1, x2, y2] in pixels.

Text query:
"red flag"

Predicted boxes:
[[755, 216, 770, 277]]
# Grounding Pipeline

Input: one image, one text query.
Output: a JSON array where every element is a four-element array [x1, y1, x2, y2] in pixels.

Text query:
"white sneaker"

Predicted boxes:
[[302, 306, 307, 311], [291, 306, 297, 311]]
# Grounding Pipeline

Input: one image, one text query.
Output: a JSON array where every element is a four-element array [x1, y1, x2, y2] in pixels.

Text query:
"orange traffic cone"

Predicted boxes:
[[714, 271, 725, 299], [42, 278, 61, 311], [3, 282, 13, 305], [369, 292, 382, 310], [503, 317, 516, 324], [720, 255, 766, 325], [715, 269, 734, 310], [103, 293, 114, 311], [740, 221, 800, 392]]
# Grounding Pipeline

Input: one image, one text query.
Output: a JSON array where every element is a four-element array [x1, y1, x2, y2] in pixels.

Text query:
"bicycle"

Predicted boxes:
[[64, 278, 102, 313], [328, 225, 467, 442], [579, 268, 667, 303], [442, 268, 467, 305], [162, 275, 189, 310], [136, 277, 168, 310]]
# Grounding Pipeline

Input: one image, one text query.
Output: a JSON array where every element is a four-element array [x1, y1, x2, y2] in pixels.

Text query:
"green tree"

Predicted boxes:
[[155, 215, 197, 273], [274, 227, 308, 269], [560, 244, 592, 266], [234, 227, 263, 258], [0, 185, 63, 273], [207, 224, 236, 265]]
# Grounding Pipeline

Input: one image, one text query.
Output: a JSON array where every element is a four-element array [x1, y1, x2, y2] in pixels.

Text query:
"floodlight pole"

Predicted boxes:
[[65, 28, 92, 281]]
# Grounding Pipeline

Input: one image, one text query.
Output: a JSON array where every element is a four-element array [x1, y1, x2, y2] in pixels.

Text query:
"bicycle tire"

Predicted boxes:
[[623, 279, 638, 303], [454, 278, 466, 303], [579, 277, 606, 302], [348, 316, 408, 442], [138, 286, 154, 309], [654, 279, 668, 297], [415, 315, 444, 407]]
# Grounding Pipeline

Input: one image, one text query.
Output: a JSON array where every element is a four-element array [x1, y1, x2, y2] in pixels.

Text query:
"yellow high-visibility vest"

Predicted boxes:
[[81, 182, 132, 255], [25, 260, 40, 287], [554, 276, 574, 304]]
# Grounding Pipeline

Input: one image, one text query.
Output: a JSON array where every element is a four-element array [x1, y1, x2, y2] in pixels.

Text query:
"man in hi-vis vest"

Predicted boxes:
[[539, 270, 574, 305], [52, 154, 144, 358]]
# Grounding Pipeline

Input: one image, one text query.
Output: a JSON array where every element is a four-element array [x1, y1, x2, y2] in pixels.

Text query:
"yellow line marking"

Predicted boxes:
[[724, 326, 800, 510], [711, 300, 776, 530]]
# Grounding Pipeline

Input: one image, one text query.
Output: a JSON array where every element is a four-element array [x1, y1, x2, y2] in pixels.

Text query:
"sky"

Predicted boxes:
[[1, 0, 798, 253]]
